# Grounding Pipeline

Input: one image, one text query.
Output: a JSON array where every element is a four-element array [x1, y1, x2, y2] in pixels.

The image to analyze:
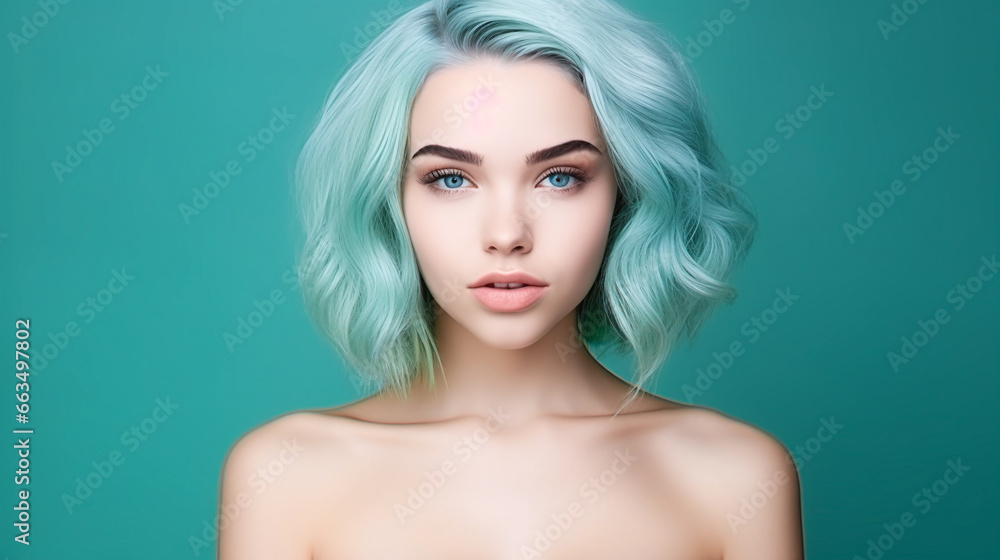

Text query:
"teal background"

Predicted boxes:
[[1, 0, 996, 557]]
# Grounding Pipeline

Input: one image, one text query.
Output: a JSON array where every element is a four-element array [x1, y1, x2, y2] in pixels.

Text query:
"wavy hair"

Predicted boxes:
[[294, 0, 757, 412]]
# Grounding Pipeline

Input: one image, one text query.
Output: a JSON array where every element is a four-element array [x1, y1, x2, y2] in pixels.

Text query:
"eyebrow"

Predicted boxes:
[[410, 139, 603, 166]]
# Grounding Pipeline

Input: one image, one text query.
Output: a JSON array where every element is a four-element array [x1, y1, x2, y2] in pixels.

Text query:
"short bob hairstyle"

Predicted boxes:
[[294, 0, 756, 411]]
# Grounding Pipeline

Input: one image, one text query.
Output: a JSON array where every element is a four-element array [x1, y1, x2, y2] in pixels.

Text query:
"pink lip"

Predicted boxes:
[[472, 285, 546, 312], [469, 271, 548, 288]]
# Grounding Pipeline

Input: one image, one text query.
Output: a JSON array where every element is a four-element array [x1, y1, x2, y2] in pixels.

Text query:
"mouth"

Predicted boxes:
[[468, 271, 548, 312], [471, 284, 546, 312], [469, 271, 548, 289]]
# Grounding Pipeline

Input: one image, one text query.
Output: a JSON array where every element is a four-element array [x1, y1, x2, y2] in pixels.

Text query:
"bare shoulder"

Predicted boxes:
[[642, 404, 804, 559], [224, 412, 324, 470], [654, 405, 795, 472], [220, 408, 370, 487], [216, 410, 358, 559]]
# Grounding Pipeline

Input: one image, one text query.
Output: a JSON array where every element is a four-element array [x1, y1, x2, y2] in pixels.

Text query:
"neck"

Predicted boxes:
[[379, 305, 640, 426]]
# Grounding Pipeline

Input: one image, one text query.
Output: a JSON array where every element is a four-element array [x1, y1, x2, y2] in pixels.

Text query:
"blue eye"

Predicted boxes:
[[542, 171, 576, 189], [419, 170, 471, 194], [419, 167, 592, 196], [437, 174, 467, 190]]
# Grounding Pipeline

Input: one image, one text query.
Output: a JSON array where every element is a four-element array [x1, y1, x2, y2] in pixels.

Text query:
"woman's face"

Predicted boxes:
[[402, 58, 617, 349]]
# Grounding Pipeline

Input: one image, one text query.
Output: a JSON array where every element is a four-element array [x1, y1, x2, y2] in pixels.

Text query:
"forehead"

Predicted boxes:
[[408, 58, 604, 157]]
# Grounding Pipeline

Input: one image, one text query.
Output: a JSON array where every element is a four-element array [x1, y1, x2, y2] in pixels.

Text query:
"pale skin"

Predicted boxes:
[[218, 58, 805, 559]]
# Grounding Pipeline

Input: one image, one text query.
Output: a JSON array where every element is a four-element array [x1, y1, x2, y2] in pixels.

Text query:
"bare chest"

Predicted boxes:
[[307, 422, 718, 560]]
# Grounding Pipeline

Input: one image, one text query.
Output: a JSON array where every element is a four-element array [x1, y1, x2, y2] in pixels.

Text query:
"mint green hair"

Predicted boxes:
[[294, 0, 756, 411]]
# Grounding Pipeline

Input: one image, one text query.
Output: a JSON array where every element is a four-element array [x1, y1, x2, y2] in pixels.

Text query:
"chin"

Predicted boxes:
[[477, 331, 546, 351], [464, 315, 556, 350]]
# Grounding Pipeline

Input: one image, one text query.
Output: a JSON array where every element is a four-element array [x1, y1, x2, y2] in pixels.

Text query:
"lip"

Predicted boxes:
[[469, 271, 548, 288], [468, 271, 548, 313], [471, 285, 546, 312]]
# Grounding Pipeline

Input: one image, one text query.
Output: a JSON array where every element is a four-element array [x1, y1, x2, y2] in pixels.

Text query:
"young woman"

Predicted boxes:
[[218, 0, 805, 558]]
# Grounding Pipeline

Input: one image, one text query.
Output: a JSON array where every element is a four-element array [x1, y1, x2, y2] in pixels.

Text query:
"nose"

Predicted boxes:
[[482, 186, 533, 255]]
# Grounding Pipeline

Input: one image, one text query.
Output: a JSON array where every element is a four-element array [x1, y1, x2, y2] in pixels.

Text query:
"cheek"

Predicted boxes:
[[403, 188, 459, 289], [532, 197, 614, 306], [574, 219, 612, 280], [542, 191, 615, 265]]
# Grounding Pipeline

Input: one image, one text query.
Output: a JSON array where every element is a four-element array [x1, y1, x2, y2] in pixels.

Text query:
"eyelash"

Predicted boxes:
[[418, 166, 594, 197]]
